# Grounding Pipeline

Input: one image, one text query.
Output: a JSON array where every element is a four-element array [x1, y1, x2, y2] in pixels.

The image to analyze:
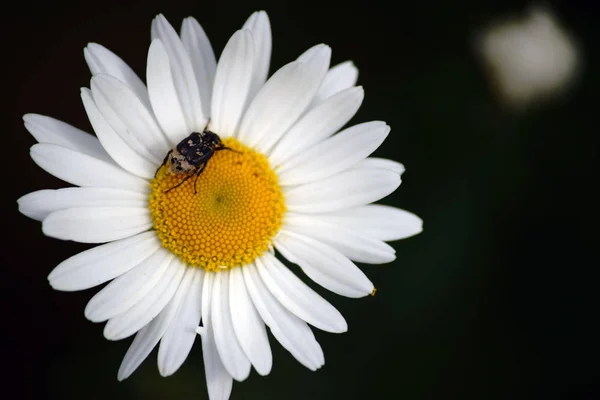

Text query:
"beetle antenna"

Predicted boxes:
[[218, 145, 241, 154]]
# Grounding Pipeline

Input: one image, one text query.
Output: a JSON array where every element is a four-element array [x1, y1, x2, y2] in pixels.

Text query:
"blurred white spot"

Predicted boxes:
[[476, 5, 580, 109]]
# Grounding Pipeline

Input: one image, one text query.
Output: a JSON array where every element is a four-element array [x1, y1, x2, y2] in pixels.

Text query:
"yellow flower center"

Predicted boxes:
[[149, 137, 285, 271]]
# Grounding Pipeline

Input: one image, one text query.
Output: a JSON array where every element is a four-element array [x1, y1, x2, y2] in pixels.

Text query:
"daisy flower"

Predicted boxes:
[[18, 10, 422, 400]]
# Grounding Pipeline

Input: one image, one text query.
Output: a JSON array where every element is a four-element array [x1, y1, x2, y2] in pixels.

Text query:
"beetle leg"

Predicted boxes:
[[193, 163, 207, 194], [164, 169, 196, 194], [155, 150, 173, 178]]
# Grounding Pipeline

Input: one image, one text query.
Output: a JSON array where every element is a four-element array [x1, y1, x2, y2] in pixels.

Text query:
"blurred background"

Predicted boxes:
[[2, 0, 598, 398]]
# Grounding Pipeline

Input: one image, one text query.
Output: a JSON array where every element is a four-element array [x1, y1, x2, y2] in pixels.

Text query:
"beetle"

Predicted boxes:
[[157, 129, 236, 194]]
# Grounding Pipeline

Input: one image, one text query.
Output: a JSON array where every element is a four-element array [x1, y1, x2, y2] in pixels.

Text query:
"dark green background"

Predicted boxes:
[[2, 0, 598, 398]]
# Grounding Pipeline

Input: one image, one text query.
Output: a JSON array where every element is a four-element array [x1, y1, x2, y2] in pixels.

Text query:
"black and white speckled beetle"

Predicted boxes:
[[158, 129, 236, 194]]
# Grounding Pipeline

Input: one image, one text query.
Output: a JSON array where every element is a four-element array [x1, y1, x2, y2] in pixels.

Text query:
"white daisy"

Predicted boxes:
[[17, 10, 422, 400], [475, 5, 579, 108]]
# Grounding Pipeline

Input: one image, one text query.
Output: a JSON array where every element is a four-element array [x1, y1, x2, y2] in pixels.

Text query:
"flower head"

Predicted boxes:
[[18, 11, 422, 399], [475, 5, 579, 108]]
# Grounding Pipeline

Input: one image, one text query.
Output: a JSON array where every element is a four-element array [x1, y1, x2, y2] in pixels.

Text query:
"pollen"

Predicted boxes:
[[149, 137, 286, 271]]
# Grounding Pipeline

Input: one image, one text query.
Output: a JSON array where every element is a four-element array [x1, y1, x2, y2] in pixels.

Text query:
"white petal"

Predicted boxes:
[[47, 231, 159, 291], [158, 268, 204, 377], [117, 325, 158, 381], [284, 213, 396, 264], [285, 168, 401, 213], [353, 157, 405, 175], [211, 270, 251, 381], [23, 113, 113, 163], [210, 30, 255, 137], [275, 231, 374, 298], [242, 263, 324, 370], [229, 267, 272, 375], [242, 11, 272, 101], [314, 205, 423, 241], [17, 188, 148, 221], [104, 256, 185, 340], [17, 187, 147, 222], [276, 121, 386, 176], [312, 61, 359, 105], [117, 266, 195, 381], [30, 143, 149, 192], [200, 273, 234, 400], [147, 39, 189, 146], [81, 88, 156, 179], [239, 46, 330, 152], [42, 207, 152, 244], [181, 17, 217, 118], [278, 121, 390, 185], [268, 86, 364, 166], [152, 14, 206, 131], [201, 272, 214, 331], [256, 253, 347, 333], [84, 43, 152, 110], [91, 74, 170, 164], [296, 44, 326, 64], [85, 248, 171, 322], [201, 330, 233, 400]]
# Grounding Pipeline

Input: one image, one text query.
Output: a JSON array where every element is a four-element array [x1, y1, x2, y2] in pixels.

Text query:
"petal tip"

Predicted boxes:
[[85, 42, 101, 50], [40, 217, 65, 241], [103, 324, 119, 341], [15, 193, 26, 206], [83, 303, 102, 323], [413, 219, 424, 235], [336, 320, 349, 334], [22, 113, 36, 123], [47, 277, 78, 292], [47, 278, 60, 290], [317, 44, 332, 58], [255, 361, 273, 376], [158, 365, 173, 378], [116, 369, 129, 382]]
